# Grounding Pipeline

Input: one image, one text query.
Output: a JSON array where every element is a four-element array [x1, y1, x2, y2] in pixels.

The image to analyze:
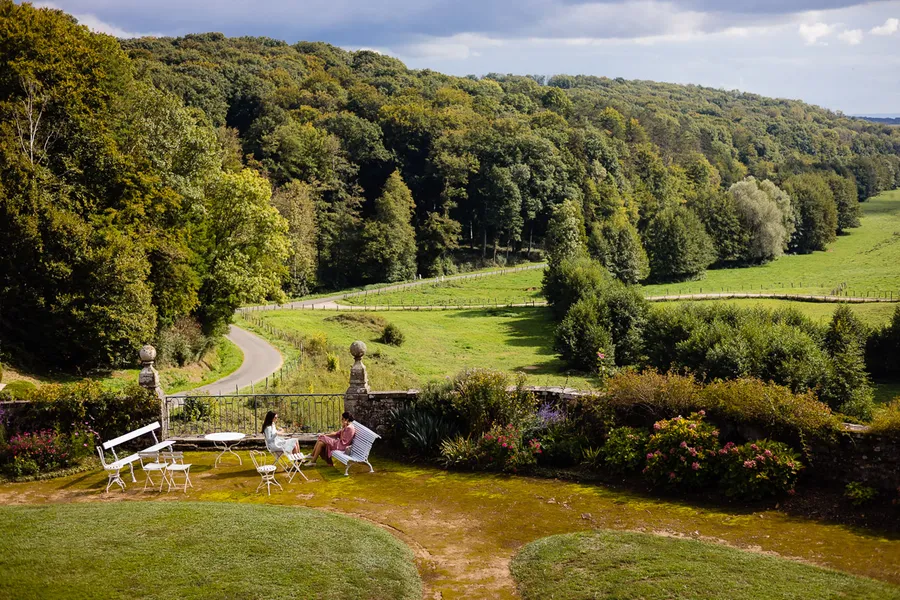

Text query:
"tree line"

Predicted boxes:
[[1, 1, 899, 371]]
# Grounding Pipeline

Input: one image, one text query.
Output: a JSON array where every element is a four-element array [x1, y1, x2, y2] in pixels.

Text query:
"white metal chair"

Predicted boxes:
[[138, 452, 169, 492], [160, 451, 193, 493], [250, 450, 282, 495], [266, 440, 309, 483], [331, 422, 381, 477], [96, 446, 126, 492]]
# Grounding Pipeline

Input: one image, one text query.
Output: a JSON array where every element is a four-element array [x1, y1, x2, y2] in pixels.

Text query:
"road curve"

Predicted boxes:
[[174, 325, 283, 396]]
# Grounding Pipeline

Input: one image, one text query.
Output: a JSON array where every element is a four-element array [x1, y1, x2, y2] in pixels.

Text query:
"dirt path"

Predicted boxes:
[[2, 454, 899, 599]]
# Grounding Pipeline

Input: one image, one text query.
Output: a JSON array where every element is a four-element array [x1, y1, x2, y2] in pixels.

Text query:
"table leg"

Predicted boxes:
[[213, 441, 243, 467]]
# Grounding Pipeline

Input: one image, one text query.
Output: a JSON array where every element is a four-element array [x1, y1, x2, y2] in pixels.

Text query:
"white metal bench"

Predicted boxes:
[[331, 422, 380, 477], [98, 421, 174, 485]]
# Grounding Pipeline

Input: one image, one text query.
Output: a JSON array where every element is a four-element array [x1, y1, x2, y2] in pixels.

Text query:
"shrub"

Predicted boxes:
[[389, 406, 458, 457], [643, 412, 720, 490], [1, 380, 37, 399], [601, 426, 650, 475], [305, 332, 329, 355], [477, 423, 542, 473], [534, 421, 588, 468], [554, 298, 615, 371], [325, 352, 339, 372], [719, 439, 803, 500], [181, 396, 213, 423], [452, 370, 535, 435], [1, 381, 158, 442], [605, 370, 702, 418], [0, 430, 88, 477], [380, 323, 405, 346], [413, 379, 458, 422], [156, 317, 213, 367], [438, 435, 478, 469], [869, 399, 900, 436], [542, 255, 610, 320], [844, 482, 878, 506], [700, 378, 839, 441]]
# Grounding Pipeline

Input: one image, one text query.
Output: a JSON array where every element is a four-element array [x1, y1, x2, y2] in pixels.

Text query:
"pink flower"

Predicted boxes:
[[698, 410, 706, 416], [787, 489, 796, 496], [750, 444, 759, 451], [597, 352, 606, 360], [502, 443, 508, 448], [711, 430, 719, 437], [764, 449, 773, 457], [646, 453, 654, 460], [669, 472, 676, 480], [688, 424, 697, 430], [743, 460, 757, 469], [689, 448, 698, 457], [691, 462, 700, 470], [680, 441, 688, 449], [653, 423, 662, 431]]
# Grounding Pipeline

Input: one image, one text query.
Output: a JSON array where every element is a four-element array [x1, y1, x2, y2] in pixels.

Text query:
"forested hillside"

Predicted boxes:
[[2, 1, 899, 371]]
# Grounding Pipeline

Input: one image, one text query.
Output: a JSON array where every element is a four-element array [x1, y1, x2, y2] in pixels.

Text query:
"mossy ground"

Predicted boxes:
[[1, 452, 898, 599]]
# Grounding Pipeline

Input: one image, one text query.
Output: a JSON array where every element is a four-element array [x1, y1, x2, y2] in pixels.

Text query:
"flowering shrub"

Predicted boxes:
[[1, 430, 73, 477], [439, 423, 542, 473], [643, 412, 720, 490], [478, 424, 541, 473], [719, 439, 803, 500], [600, 426, 649, 475]]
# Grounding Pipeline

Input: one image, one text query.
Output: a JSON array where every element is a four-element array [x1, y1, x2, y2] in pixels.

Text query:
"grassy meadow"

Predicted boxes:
[[238, 308, 597, 392]]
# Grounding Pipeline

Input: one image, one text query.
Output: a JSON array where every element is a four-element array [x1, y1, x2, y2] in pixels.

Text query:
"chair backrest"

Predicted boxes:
[[348, 422, 379, 460], [138, 451, 161, 468], [249, 450, 270, 471], [102, 422, 161, 450], [160, 451, 184, 464]]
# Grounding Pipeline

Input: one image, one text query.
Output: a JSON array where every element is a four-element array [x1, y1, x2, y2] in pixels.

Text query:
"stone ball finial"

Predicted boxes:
[[139, 344, 157, 363], [350, 340, 367, 360]]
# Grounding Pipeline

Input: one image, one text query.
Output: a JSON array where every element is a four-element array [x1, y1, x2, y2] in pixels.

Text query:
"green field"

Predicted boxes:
[[341, 267, 545, 307], [0, 502, 421, 600], [511, 530, 900, 600], [351, 190, 900, 307], [243, 307, 597, 391]]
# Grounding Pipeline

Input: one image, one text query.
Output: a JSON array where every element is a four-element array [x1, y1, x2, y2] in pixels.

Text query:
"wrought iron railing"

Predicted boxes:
[[164, 393, 344, 437]]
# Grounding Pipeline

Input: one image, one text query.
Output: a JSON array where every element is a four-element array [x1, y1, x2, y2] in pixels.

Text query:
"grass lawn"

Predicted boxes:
[[1, 338, 243, 397], [511, 530, 900, 600], [0, 502, 421, 600], [241, 307, 598, 392]]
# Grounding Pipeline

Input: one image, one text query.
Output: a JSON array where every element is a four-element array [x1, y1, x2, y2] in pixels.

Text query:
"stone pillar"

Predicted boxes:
[[138, 345, 167, 434], [344, 340, 370, 416]]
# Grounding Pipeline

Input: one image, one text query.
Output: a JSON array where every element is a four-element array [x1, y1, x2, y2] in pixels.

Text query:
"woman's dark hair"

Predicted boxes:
[[341, 411, 354, 422], [262, 411, 277, 433]]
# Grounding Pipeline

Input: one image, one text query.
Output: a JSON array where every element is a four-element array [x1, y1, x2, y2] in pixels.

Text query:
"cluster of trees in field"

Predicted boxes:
[[2, 1, 900, 371], [544, 248, 895, 421]]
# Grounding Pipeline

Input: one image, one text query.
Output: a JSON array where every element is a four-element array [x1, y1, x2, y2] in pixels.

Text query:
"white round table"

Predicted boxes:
[[205, 432, 246, 467]]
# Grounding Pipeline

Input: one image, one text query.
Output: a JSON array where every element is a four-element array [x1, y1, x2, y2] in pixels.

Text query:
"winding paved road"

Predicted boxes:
[[176, 325, 283, 396]]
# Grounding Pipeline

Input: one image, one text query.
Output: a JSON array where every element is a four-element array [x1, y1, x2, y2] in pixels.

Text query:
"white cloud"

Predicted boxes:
[[798, 22, 835, 45], [402, 33, 503, 60], [870, 17, 899, 35], [33, 2, 158, 38], [837, 28, 864, 45]]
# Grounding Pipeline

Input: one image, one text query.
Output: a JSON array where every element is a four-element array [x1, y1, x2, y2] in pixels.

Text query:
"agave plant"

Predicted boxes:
[[389, 405, 459, 458]]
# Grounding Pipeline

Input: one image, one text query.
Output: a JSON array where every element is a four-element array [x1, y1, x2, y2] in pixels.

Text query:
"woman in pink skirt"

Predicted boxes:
[[306, 412, 355, 465]]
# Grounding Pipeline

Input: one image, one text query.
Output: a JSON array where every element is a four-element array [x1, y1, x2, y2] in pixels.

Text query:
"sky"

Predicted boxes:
[[29, 1, 900, 115]]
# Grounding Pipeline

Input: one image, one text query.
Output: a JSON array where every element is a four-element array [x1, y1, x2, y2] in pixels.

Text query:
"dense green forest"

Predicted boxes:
[[2, 1, 899, 371]]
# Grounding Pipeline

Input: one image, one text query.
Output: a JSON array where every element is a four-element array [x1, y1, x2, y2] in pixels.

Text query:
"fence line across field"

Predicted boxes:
[[164, 393, 344, 439]]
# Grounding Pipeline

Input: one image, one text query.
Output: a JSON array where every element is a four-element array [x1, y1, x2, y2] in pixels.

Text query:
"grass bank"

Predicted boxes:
[[0, 502, 421, 600], [1, 338, 243, 397], [511, 530, 900, 600]]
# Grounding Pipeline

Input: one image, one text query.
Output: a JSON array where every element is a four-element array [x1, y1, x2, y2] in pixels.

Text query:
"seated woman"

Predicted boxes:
[[306, 412, 355, 466], [262, 411, 301, 457]]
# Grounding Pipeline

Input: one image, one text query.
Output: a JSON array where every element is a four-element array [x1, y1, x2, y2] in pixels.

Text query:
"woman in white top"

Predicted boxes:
[[262, 411, 301, 455]]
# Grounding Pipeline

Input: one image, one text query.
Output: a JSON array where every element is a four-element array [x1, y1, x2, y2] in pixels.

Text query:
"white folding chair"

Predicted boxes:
[[138, 452, 168, 492], [250, 450, 282, 496], [160, 451, 193, 493], [96, 446, 126, 493], [266, 441, 309, 483]]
